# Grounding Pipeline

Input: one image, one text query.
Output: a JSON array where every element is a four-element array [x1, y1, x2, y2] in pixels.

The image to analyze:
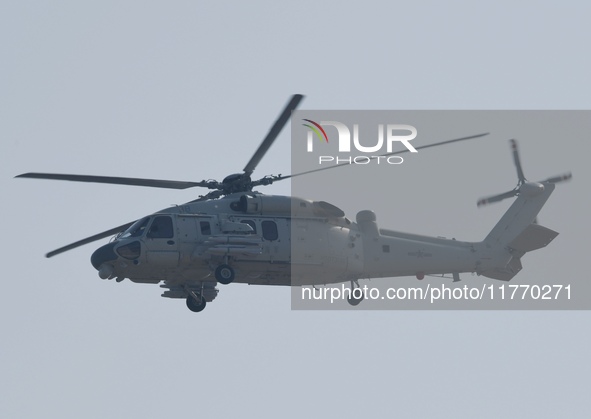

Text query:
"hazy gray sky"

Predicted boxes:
[[2, 1, 590, 418]]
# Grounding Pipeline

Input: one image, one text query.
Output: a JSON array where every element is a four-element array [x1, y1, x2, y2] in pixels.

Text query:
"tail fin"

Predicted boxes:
[[477, 139, 570, 281], [484, 182, 555, 247], [481, 182, 558, 281]]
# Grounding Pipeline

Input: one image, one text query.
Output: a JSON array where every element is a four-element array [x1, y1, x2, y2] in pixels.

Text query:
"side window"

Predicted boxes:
[[241, 220, 257, 234], [148, 216, 174, 238], [262, 220, 278, 241], [200, 221, 211, 236]]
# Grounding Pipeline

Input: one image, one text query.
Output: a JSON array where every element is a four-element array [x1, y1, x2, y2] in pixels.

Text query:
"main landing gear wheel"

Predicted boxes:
[[347, 293, 364, 306], [347, 280, 364, 306], [186, 294, 206, 312], [215, 264, 235, 285]]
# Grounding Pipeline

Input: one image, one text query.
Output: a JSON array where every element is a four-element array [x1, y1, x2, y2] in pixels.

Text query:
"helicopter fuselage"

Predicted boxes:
[[90, 193, 510, 302]]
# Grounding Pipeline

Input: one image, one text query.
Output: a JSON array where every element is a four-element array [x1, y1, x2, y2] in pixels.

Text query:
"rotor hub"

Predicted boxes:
[[222, 173, 253, 193]]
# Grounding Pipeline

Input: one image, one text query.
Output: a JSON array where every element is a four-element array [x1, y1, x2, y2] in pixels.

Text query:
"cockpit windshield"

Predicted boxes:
[[120, 217, 150, 239]]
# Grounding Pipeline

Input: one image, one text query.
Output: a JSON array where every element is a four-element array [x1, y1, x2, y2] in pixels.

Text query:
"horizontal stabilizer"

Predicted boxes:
[[481, 257, 523, 281], [508, 224, 558, 253]]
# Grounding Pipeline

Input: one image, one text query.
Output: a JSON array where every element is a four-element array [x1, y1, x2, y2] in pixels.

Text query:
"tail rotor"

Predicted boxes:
[[477, 139, 571, 208]]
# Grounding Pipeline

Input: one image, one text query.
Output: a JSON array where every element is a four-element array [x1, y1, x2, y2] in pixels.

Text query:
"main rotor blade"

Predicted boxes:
[[477, 189, 518, 207], [275, 132, 489, 181], [510, 139, 526, 183], [16, 173, 214, 189], [46, 221, 135, 258], [243, 94, 304, 176]]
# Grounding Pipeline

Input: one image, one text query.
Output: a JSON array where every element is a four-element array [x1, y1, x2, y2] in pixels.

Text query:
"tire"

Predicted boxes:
[[186, 295, 206, 312], [347, 293, 364, 306], [215, 264, 235, 285]]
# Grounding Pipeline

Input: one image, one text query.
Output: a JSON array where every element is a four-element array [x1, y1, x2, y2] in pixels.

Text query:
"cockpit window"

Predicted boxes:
[[120, 217, 150, 239], [148, 216, 174, 238]]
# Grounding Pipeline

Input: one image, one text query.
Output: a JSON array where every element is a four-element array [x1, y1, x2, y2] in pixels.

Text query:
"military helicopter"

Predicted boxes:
[[16, 95, 572, 312]]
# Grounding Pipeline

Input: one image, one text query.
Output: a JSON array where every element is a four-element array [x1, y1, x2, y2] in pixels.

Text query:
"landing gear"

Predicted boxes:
[[347, 293, 364, 306], [186, 294, 206, 312], [215, 264, 235, 285], [347, 280, 365, 306]]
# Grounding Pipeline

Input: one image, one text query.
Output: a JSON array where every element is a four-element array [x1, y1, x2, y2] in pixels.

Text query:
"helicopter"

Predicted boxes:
[[16, 95, 572, 312]]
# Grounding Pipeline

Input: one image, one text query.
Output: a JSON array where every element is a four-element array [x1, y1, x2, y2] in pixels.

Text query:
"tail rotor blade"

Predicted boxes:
[[510, 139, 527, 183], [477, 141, 571, 209], [544, 172, 572, 184]]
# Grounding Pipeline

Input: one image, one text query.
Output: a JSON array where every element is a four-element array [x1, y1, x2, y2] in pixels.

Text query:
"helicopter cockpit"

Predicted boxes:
[[106, 215, 176, 262], [117, 215, 175, 240], [118, 217, 150, 239], [92, 214, 179, 277]]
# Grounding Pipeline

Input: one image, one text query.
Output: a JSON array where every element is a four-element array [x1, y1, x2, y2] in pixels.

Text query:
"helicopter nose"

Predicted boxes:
[[91, 242, 117, 270]]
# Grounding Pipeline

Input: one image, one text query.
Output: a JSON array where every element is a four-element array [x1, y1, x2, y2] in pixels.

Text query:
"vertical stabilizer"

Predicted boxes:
[[484, 182, 555, 247]]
